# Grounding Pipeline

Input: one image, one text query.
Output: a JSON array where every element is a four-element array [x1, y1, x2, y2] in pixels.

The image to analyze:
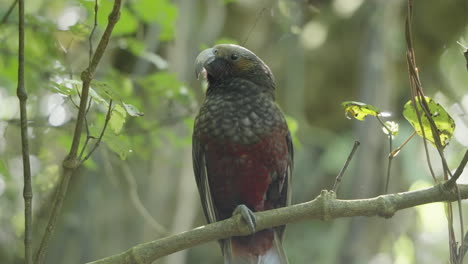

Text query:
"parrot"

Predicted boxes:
[[193, 44, 293, 264]]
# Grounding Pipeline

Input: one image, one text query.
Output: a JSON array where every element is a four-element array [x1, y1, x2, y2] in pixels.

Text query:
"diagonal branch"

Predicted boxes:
[[86, 183, 468, 264], [0, 0, 18, 26], [34, 2, 122, 263]]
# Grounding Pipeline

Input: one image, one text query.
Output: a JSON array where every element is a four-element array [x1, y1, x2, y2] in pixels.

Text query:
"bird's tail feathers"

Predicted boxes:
[[223, 229, 288, 264]]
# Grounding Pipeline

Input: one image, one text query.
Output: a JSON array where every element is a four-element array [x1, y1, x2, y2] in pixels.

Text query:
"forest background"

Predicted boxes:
[[1, 0, 468, 263]]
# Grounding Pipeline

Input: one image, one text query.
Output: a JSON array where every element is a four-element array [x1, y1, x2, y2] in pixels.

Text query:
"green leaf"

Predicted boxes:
[[122, 102, 144, 117], [109, 104, 127, 134], [50, 82, 74, 96], [89, 87, 108, 105], [94, 2, 138, 35], [91, 80, 122, 101], [382, 121, 399, 137], [403, 96, 455, 147], [342, 101, 380, 121], [103, 132, 132, 160], [132, 0, 178, 40], [49, 79, 81, 96]]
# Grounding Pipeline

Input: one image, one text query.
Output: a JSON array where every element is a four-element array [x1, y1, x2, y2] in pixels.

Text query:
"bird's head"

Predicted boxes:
[[195, 44, 275, 90]]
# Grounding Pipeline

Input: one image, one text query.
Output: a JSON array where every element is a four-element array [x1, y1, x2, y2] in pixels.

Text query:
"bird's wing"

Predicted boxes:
[[192, 135, 219, 224], [285, 130, 294, 207], [276, 131, 294, 242]]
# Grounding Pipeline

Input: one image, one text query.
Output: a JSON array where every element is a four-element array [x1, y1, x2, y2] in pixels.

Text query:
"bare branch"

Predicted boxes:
[[375, 116, 394, 193], [86, 183, 468, 264], [332, 141, 360, 194], [16, 0, 33, 263]]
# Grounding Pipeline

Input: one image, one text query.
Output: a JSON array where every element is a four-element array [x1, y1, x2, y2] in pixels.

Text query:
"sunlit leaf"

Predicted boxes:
[[50, 79, 81, 96], [342, 101, 380, 121], [382, 121, 399, 137], [50, 82, 74, 96], [122, 102, 144, 117], [109, 104, 127, 134], [403, 96, 455, 147]]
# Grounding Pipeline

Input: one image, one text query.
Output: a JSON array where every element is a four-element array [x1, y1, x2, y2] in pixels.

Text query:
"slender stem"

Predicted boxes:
[[375, 116, 394, 193], [405, 2, 459, 261], [332, 141, 360, 193], [17, 0, 33, 263], [390, 131, 416, 157], [80, 100, 113, 164], [446, 150, 468, 187], [34, 2, 122, 263], [0, 0, 18, 26], [456, 185, 465, 264], [405, 3, 437, 183], [89, 0, 99, 62]]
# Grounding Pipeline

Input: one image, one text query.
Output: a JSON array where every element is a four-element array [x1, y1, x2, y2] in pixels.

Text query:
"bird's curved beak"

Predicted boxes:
[[195, 48, 216, 80]]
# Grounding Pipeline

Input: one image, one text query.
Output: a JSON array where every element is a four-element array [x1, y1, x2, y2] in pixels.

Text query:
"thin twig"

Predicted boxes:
[[80, 100, 113, 165], [89, 0, 99, 63], [34, 2, 122, 263], [332, 141, 360, 193], [78, 116, 92, 160], [390, 131, 416, 157], [446, 150, 468, 187], [86, 184, 468, 264], [78, 98, 95, 160], [376, 116, 394, 193], [242, 5, 266, 46], [17, 0, 32, 263], [456, 185, 465, 264], [0, 0, 18, 26]]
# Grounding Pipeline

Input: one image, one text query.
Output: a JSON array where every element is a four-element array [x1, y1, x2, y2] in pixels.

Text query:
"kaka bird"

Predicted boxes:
[[193, 44, 293, 264]]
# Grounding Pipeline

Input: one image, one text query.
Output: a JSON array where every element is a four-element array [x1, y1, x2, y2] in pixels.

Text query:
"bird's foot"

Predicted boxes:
[[233, 204, 256, 233]]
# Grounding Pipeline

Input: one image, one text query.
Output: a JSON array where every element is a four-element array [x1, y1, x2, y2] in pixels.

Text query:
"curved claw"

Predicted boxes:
[[233, 204, 256, 233]]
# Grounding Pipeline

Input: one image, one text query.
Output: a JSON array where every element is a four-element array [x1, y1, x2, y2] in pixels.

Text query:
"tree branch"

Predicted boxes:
[[86, 183, 468, 264], [34, 2, 122, 263], [16, 0, 33, 263]]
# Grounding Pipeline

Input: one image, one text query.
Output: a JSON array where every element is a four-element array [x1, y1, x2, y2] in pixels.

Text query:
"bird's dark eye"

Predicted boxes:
[[230, 54, 239, 61]]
